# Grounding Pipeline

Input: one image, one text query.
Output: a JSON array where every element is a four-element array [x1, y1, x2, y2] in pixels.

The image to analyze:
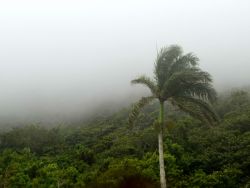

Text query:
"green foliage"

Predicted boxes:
[[90, 157, 158, 188], [0, 125, 64, 154], [216, 90, 250, 118], [0, 89, 250, 187], [129, 44, 218, 129]]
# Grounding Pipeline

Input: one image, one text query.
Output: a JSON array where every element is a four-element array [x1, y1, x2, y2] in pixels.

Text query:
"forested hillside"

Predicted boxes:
[[0, 89, 250, 188]]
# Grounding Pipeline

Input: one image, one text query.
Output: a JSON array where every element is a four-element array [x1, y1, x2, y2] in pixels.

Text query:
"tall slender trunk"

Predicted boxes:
[[159, 101, 167, 188]]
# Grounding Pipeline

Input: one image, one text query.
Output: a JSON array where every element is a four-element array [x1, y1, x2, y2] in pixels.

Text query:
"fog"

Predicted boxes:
[[0, 0, 250, 124]]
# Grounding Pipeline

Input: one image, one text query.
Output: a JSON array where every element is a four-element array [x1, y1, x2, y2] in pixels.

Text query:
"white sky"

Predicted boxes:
[[0, 0, 250, 122]]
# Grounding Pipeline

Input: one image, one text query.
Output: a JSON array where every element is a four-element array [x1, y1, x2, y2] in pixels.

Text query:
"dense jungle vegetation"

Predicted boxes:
[[0, 89, 250, 188]]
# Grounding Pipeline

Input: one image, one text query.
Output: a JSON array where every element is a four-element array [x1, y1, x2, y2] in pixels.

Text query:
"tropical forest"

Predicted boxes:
[[1, 1, 250, 188], [1, 45, 250, 188]]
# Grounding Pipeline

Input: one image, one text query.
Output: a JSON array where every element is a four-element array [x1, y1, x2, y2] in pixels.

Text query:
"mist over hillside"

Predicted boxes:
[[1, 0, 250, 126], [1, 1, 250, 187]]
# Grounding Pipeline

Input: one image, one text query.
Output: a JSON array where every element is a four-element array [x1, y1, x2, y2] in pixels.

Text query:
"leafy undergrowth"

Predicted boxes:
[[0, 90, 250, 187]]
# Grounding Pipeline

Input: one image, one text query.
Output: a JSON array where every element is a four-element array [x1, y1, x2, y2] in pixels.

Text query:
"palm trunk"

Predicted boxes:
[[159, 101, 167, 188]]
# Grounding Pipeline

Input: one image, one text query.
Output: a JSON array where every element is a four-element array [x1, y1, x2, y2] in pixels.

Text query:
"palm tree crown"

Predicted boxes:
[[129, 44, 218, 126]]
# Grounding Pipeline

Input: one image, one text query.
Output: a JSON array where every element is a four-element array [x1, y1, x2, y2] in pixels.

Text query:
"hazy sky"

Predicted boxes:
[[0, 0, 250, 122]]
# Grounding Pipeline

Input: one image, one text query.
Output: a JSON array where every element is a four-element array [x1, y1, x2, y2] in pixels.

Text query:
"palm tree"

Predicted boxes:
[[129, 45, 218, 188]]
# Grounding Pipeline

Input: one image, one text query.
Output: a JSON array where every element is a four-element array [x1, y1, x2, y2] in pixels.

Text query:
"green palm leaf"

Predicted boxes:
[[128, 96, 155, 126], [162, 68, 216, 102], [131, 76, 158, 96], [171, 96, 219, 125], [154, 45, 183, 89]]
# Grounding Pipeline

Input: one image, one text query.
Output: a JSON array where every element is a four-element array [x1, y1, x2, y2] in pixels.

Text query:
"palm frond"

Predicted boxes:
[[131, 76, 158, 95], [167, 53, 199, 77], [168, 67, 212, 85], [128, 96, 155, 127], [183, 83, 217, 102], [154, 45, 183, 88], [171, 96, 219, 125], [162, 68, 216, 102]]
